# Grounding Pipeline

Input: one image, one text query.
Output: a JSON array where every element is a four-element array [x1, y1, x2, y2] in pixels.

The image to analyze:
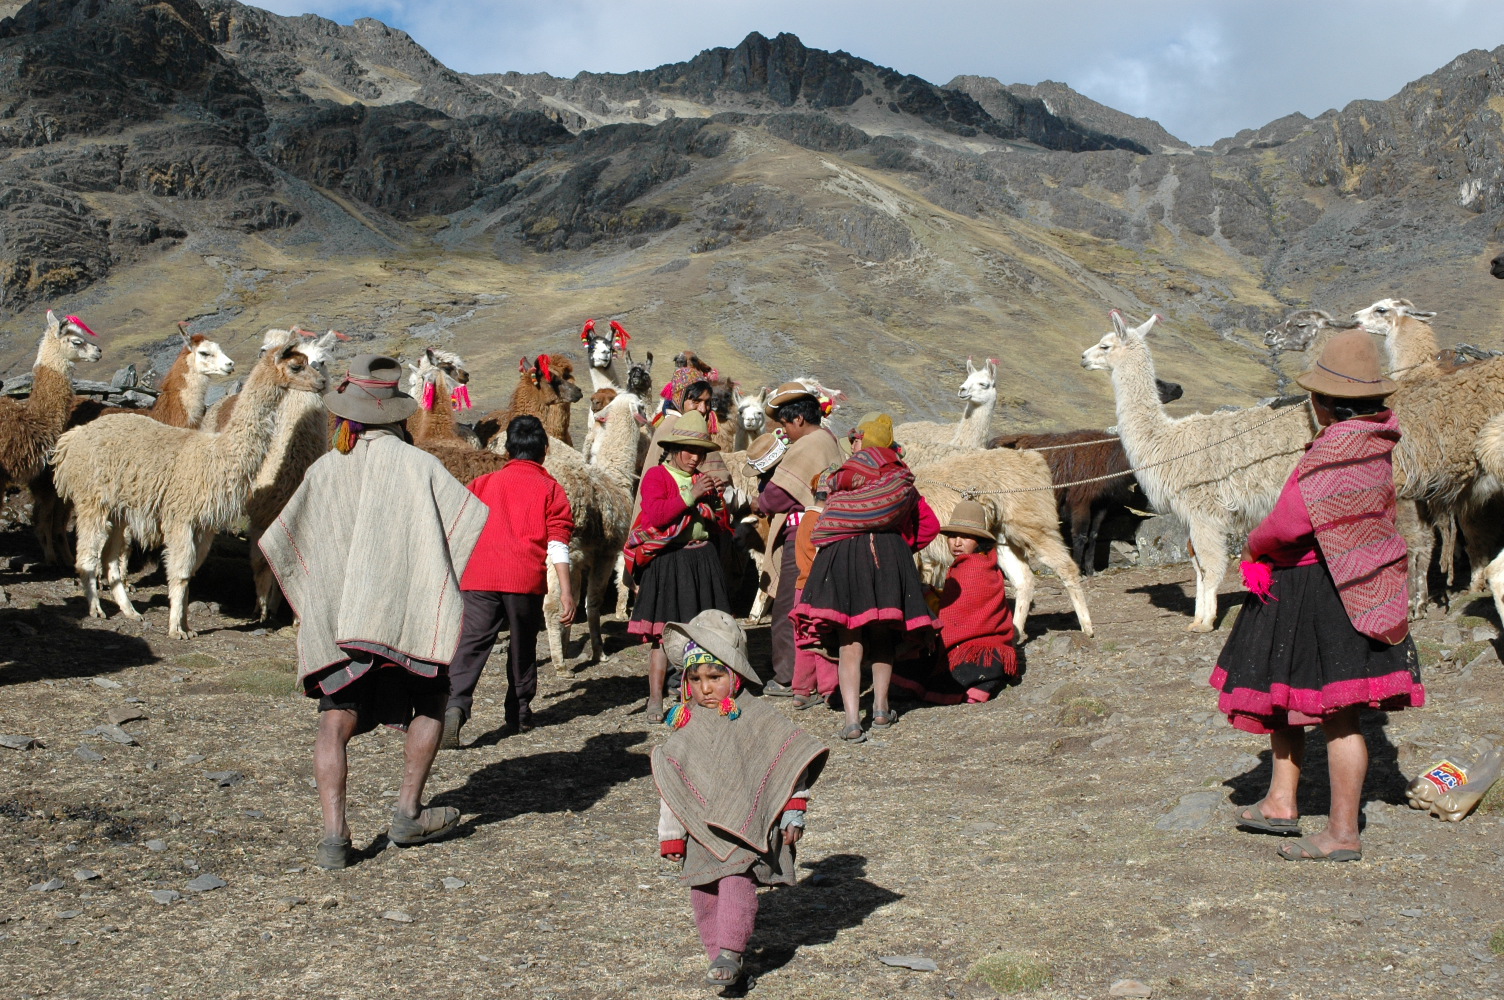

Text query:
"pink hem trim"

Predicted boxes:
[[1208, 664, 1426, 718], [791, 602, 933, 633], [628, 619, 666, 641]]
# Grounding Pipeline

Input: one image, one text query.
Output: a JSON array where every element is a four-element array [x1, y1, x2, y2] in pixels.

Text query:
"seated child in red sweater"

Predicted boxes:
[[442, 415, 574, 746], [653, 610, 827, 988]]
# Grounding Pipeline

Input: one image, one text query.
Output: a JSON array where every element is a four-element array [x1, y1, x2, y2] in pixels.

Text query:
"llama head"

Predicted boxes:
[[583, 318, 630, 370], [1352, 297, 1435, 337], [1081, 310, 1161, 371], [269, 343, 327, 394], [545, 354, 584, 403], [298, 330, 349, 372], [1491, 252, 1504, 279], [589, 387, 618, 414], [45, 310, 103, 363], [1155, 379, 1185, 404], [1263, 309, 1356, 352], [182, 328, 235, 377], [625, 351, 653, 396], [736, 386, 768, 435], [958, 358, 998, 405]]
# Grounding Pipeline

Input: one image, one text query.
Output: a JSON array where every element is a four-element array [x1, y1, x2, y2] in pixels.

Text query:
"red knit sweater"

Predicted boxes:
[[460, 460, 573, 594]]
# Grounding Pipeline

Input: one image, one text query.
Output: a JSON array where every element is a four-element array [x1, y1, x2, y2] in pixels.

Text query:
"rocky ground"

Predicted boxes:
[[3, 503, 1504, 1000]]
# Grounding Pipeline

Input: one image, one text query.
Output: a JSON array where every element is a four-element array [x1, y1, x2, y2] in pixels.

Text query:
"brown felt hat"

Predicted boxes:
[[660, 410, 720, 451], [663, 610, 760, 686], [323, 355, 420, 424], [763, 381, 818, 418], [745, 431, 787, 473], [1296, 329, 1397, 398], [940, 500, 995, 542]]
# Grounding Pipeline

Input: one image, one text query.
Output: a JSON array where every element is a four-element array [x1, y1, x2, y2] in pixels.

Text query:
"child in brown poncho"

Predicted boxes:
[[652, 610, 829, 987]]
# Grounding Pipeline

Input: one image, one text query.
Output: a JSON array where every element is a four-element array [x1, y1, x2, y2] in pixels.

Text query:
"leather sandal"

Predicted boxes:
[[704, 950, 743, 986], [870, 708, 899, 729], [387, 805, 461, 846], [314, 835, 350, 870], [838, 723, 867, 743]]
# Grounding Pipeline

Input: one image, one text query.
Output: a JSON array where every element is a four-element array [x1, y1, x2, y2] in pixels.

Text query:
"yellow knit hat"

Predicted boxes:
[[857, 413, 894, 449]]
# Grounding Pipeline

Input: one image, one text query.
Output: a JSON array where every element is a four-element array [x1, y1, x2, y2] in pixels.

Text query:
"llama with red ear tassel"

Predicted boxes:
[[474, 353, 586, 449], [583, 317, 639, 392]]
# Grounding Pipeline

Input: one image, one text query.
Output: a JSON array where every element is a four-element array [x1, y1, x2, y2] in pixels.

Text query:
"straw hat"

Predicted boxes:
[[745, 431, 787, 473], [1295, 329, 1397, 398], [856, 413, 894, 449], [663, 610, 760, 686], [763, 381, 818, 418], [660, 410, 720, 451], [940, 499, 995, 542], [323, 355, 420, 424]]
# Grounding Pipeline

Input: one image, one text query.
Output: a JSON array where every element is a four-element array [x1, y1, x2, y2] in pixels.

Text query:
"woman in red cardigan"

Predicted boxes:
[[441, 415, 574, 748], [627, 410, 733, 721]]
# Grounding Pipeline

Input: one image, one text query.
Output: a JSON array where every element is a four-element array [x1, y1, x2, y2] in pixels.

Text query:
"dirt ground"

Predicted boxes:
[[3, 505, 1504, 1000]]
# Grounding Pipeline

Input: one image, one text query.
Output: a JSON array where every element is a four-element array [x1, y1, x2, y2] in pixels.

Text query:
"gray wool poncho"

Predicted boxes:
[[259, 429, 489, 694]]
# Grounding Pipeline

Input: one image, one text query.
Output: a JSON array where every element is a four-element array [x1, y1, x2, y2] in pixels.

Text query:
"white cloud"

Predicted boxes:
[[251, 0, 1504, 145]]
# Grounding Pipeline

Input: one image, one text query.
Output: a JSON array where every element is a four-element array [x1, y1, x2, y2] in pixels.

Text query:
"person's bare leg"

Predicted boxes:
[[868, 628, 894, 719], [394, 714, 442, 820], [315, 709, 359, 839], [1242, 726, 1305, 824], [647, 645, 668, 718], [838, 628, 864, 731], [1305, 707, 1366, 854]]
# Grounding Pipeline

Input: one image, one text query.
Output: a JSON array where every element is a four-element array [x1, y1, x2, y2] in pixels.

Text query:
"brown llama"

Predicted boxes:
[[407, 353, 507, 484], [476, 354, 583, 447]]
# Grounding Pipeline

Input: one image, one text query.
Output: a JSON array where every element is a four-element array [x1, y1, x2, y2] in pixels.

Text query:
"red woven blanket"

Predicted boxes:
[[810, 447, 917, 548], [622, 499, 728, 576], [1296, 411, 1409, 644]]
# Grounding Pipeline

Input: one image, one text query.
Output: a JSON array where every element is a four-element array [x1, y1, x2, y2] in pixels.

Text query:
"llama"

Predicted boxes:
[[406, 356, 507, 485], [1492, 252, 1504, 279], [1, 312, 102, 563], [733, 387, 768, 451], [245, 331, 346, 621], [476, 354, 583, 447], [53, 336, 326, 639], [1263, 309, 1359, 354], [894, 359, 998, 464], [407, 348, 476, 446], [912, 449, 1095, 637], [584, 385, 651, 619], [580, 318, 634, 391], [146, 324, 236, 429], [1081, 310, 1318, 631]]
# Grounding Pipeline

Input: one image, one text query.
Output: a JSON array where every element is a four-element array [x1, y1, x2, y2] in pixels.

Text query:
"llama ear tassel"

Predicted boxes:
[[609, 319, 630, 349], [581, 318, 595, 344], [538, 355, 553, 383]]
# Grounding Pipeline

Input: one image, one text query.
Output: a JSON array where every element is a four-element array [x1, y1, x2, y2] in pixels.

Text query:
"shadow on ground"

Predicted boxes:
[[1222, 712, 1408, 824], [0, 604, 157, 686]]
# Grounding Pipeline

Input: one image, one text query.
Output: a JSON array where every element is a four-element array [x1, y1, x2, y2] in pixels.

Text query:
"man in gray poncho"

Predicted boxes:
[[260, 355, 489, 870]]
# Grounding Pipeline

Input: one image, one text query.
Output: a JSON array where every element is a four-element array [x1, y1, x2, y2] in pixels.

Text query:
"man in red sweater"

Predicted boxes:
[[442, 415, 575, 748]]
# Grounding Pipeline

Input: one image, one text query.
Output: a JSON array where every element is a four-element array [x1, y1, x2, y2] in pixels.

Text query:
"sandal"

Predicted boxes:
[[791, 693, 822, 710], [870, 708, 899, 729], [704, 950, 743, 986], [314, 835, 350, 871], [1235, 802, 1301, 836], [1276, 836, 1362, 862], [387, 805, 461, 846], [838, 723, 867, 743]]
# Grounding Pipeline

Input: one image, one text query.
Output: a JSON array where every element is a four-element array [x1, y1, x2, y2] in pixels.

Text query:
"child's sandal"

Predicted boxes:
[[791, 693, 822, 710], [704, 950, 743, 985], [838, 722, 867, 743]]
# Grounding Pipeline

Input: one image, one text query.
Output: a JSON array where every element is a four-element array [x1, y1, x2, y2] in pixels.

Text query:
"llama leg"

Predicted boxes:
[[251, 544, 281, 623], [1186, 523, 1227, 631], [1068, 500, 1091, 574], [1484, 547, 1504, 628], [74, 511, 111, 619], [1027, 529, 1094, 637], [612, 552, 631, 621], [101, 521, 140, 620], [163, 524, 201, 639], [543, 570, 567, 673], [997, 542, 1035, 637], [1396, 500, 1432, 618], [1085, 505, 1111, 577], [587, 558, 610, 663]]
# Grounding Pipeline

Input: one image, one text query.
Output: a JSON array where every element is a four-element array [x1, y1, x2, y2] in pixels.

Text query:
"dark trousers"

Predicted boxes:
[[770, 538, 799, 685], [446, 590, 543, 728]]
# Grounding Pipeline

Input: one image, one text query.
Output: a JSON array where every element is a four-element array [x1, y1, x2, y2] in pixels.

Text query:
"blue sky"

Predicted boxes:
[[256, 1, 1504, 145]]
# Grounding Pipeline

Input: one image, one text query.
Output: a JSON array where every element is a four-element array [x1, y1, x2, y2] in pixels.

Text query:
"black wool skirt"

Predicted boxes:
[[1209, 561, 1424, 734], [793, 532, 934, 636], [628, 540, 731, 642]]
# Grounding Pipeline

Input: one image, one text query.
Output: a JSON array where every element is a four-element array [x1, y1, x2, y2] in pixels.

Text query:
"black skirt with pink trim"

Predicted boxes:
[[792, 532, 934, 640], [1210, 561, 1423, 734], [628, 540, 731, 643]]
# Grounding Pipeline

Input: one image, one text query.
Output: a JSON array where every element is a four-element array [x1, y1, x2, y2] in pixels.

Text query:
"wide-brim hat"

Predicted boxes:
[[324, 355, 420, 423], [764, 381, 818, 418], [663, 610, 760, 686], [1295, 329, 1397, 398], [940, 499, 995, 542], [745, 431, 787, 473], [660, 410, 720, 451]]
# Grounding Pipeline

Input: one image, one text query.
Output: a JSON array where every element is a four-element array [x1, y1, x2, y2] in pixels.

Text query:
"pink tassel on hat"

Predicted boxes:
[[1241, 560, 1276, 603]]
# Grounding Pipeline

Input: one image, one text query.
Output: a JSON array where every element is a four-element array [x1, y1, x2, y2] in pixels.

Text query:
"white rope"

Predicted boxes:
[[959, 403, 1311, 498]]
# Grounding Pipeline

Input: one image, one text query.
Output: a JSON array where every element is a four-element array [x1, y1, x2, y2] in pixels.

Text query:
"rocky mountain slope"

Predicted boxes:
[[1, 0, 1502, 429]]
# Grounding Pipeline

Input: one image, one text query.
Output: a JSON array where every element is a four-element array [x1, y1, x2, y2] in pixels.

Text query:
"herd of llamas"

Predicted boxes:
[[3, 262, 1504, 663]]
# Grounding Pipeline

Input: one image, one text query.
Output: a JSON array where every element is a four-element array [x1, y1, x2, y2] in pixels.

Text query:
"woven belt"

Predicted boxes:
[[786, 511, 803, 527]]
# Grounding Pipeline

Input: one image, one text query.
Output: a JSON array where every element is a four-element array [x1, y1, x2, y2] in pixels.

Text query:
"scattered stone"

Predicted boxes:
[[90, 677, 124, 690], [1442, 625, 1464, 647], [1110, 978, 1153, 997], [250, 628, 268, 637], [181, 754, 206, 765], [244, 809, 264, 819], [878, 955, 938, 972], [318, 896, 339, 909], [1155, 790, 1224, 831], [73, 869, 99, 882], [85, 725, 138, 746], [149, 890, 180, 905], [56, 909, 82, 919], [273, 896, 305, 913], [1442, 964, 1460, 976], [74, 746, 105, 763], [0, 734, 41, 751], [1472, 626, 1498, 643], [205, 770, 243, 787], [124, 696, 146, 704], [382, 909, 414, 923], [145, 840, 167, 853], [1338, 909, 1366, 925], [107, 707, 147, 726], [184, 874, 227, 893], [1399, 908, 1424, 918], [441, 877, 467, 890], [29, 878, 64, 892]]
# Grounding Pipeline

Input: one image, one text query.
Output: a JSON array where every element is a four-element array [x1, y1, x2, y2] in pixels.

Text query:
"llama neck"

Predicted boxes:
[[1387, 321, 1442, 378], [214, 364, 291, 487], [543, 398, 571, 440], [410, 373, 460, 442], [588, 359, 620, 391], [28, 335, 75, 439], [255, 387, 327, 488], [1109, 346, 1172, 462], [948, 393, 996, 449], [597, 395, 641, 481], [151, 349, 210, 427]]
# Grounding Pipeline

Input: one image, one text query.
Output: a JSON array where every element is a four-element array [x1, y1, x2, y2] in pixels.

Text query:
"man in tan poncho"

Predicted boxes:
[[260, 356, 489, 870]]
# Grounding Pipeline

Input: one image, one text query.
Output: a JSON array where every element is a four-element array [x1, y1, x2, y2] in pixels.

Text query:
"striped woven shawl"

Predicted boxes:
[[1296, 411, 1409, 644], [810, 446, 917, 548]]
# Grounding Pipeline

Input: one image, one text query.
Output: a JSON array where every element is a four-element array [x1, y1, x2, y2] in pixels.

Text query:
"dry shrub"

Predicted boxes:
[[969, 953, 1052, 993], [224, 657, 296, 697], [1492, 927, 1504, 955], [172, 653, 222, 672]]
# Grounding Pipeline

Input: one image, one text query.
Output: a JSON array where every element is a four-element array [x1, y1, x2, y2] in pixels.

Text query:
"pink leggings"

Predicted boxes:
[[690, 873, 759, 958]]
